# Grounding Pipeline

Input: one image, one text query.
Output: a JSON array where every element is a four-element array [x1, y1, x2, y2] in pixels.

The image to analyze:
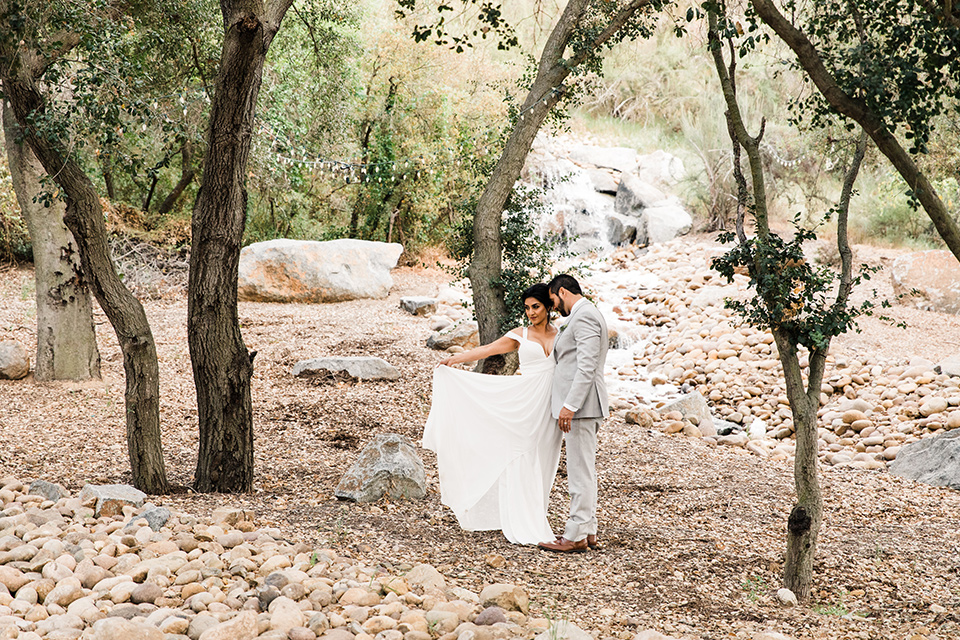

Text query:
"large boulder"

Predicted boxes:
[[292, 356, 400, 381], [891, 250, 960, 314], [614, 172, 667, 215], [585, 168, 619, 194], [888, 429, 960, 490], [426, 321, 479, 351], [237, 238, 403, 303], [635, 149, 686, 187], [335, 434, 426, 502], [0, 341, 29, 380], [937, 354, 960, 377], [79, 484, 147, 518], [642, 201, 693, 245], [605, 213, 638, 246], [660, 392, 716, 437]]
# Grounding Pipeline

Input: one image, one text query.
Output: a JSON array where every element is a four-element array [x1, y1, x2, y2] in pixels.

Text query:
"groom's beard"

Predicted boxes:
[[558, 303, 570, 317]]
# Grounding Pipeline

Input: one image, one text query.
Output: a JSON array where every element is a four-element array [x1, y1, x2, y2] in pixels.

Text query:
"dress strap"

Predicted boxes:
[[522, 327, 528, 340]]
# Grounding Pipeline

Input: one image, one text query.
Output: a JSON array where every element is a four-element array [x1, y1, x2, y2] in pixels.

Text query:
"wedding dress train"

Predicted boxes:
[[422, 328, 561, 545]]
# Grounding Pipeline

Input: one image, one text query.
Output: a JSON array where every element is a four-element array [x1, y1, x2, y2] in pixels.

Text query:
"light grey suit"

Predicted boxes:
[[552, 298, 608, 541]]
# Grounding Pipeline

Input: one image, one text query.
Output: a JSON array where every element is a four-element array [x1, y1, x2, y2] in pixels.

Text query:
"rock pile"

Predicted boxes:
[[591, 240, 960, 471], [522, 136, 692, 254], [0, 477, 623, 640]]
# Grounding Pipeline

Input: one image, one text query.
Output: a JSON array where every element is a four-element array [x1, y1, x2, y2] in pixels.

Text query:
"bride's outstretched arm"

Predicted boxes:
[[437, 332, 519, 367]]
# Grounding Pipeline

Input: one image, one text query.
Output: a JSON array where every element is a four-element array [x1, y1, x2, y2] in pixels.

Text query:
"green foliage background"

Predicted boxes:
[[0, 0, 958, 266]]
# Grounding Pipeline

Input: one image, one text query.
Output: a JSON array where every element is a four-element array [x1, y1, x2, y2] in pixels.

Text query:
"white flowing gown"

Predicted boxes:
[[422, 328, 562, 545]]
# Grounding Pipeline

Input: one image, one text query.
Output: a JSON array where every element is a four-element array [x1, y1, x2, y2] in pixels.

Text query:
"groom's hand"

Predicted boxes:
[[558, 407, 574, 433]]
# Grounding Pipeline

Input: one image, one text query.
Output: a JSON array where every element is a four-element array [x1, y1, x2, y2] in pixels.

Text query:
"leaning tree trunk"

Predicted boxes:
[[468, 86, 563, 349], [189, 1, 293, 492], [3, 102, 101, 382], [468, 1, 587, 351], [0, 72, 168, 494], [468, 0, 653, 354]]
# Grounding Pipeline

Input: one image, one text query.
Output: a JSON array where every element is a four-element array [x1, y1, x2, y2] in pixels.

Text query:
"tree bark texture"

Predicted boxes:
[[156, 143, 196, 216], [773, 332, 825, 602], [779, 133, 864, 601], [0, 67, 168, 493], [3, 102, 101, 382], [750, 0, 960, 263], [189, 0, 292, 492], [708, 8, 840, 601], [470, 0, 657, 348]]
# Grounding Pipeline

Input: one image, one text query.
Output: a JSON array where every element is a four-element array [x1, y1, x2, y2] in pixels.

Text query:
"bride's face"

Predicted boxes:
[[524, 297, 549, 326]]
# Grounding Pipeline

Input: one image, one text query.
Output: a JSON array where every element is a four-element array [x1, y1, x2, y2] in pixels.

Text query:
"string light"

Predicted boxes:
[[243, 83, 568, 185]]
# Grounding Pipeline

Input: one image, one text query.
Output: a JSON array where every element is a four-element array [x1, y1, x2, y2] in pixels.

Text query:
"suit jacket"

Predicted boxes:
[[551, 298, 609, 419]]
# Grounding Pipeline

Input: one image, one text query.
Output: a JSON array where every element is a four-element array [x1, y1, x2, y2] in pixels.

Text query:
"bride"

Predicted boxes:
[[422, 283, 561, 545]]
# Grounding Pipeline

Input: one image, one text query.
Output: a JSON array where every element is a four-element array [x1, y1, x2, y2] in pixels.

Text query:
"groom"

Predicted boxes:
[[539, 274, 609, 553]]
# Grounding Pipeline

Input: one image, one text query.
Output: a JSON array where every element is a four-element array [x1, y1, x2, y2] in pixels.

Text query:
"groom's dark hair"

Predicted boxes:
[[548, 274, 581, 296]]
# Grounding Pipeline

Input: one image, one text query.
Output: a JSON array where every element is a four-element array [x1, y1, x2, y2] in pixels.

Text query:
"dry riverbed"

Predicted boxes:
[[1, 239, 959, 640]]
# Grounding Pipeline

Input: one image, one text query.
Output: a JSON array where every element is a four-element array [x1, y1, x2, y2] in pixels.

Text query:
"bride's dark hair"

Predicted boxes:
[[521, 283, 553, 322]]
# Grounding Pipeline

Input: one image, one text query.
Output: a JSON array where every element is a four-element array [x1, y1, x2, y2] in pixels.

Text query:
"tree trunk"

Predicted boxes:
[[101, 153, 116, 201], [774, 332, 824, 602], [156, 143, 196, 216], [0, 71, 168, 494], [3, 102, 101, 382], [750, 0, 960, 263], [468, 0, 653, 350], [189, 1, 292, 493]]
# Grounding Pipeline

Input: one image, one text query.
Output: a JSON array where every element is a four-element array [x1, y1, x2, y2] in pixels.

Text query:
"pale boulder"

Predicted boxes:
[[404, 564, 445, 591], [0, 341, 29, 380], [426, 321, 479, 351], [479, 584, 528, 614], [267, 596, 304, 632], [334, 434, 426, 502], [237, 238, 403, 303], [615, 172, 667, 214], [399, 297, 437, 316], [642, 201, 693, 245], [292, 357, 399, 381], [569, 145, 639, 173], [889, 429, 960, 490], [920, 397, 949, 417]]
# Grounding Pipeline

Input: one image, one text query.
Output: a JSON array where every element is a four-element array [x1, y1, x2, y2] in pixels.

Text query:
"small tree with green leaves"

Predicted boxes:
[[703, 1, 887, 601]]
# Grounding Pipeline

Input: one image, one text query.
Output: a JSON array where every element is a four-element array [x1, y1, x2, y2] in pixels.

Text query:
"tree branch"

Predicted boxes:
[[750, 0, 960, 262], [565, 0, 656, 70]]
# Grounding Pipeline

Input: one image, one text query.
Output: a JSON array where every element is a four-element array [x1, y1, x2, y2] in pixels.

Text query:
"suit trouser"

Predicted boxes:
[[563, 416, 601, 542]]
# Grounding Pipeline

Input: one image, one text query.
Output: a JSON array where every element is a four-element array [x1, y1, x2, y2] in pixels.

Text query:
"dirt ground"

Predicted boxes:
[[1, 245, 959, 640]]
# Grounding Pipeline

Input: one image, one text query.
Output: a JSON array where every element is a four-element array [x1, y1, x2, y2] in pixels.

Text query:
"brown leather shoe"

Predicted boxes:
[[587, 534, 600, 550], [538, 537, 588, 553]]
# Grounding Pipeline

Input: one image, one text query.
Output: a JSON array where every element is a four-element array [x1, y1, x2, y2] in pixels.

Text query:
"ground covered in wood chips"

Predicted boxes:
[[1, 245, 959, 640]]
